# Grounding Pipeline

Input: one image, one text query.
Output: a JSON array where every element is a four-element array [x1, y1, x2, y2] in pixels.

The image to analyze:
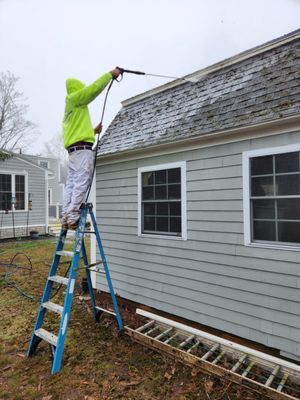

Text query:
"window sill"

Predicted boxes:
[[245, 242, 300, 252], [0, 210, 28, 213], [139, 232, 187, 241]]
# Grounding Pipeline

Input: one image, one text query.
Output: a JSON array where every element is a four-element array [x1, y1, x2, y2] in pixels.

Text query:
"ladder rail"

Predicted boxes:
[[89, 206, 123, 330], [27, 229, 67, 356], [52, 209, 87, 374]]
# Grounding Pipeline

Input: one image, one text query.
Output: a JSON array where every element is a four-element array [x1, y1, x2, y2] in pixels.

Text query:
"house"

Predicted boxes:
[[0, 151, 49, 238], [20, 154, 66, 219], [93, 29, 300, 362]]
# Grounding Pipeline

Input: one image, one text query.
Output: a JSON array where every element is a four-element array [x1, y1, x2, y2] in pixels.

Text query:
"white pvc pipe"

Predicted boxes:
[[136, 308, 300, 373]]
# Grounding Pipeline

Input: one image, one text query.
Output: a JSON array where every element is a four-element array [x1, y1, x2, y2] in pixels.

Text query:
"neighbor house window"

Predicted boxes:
[[243, 145, 300, 246], [138, 162, 187, 239], [0, 173, 26, 211], [0, 174, 12, 210], [39, 160, 49, 169]]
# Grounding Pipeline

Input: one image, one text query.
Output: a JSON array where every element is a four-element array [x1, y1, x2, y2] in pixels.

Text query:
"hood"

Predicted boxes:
[[66, 78, 85, 94]]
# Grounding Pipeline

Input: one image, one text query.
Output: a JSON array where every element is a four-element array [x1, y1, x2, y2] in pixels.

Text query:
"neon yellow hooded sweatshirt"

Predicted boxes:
[[62, 72, 113, 148]]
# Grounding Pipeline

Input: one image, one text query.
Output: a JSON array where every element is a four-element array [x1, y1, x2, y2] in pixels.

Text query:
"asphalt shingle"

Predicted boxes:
[[98, 36, 300, 156]]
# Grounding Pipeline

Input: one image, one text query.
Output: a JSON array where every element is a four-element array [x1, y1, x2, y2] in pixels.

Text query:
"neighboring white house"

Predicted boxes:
[[93, 29, 300, 362], [0, 151, 66, 238]]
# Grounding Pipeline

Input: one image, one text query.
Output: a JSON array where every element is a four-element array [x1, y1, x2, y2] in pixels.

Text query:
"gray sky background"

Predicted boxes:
[[0, 0, 299, 154]]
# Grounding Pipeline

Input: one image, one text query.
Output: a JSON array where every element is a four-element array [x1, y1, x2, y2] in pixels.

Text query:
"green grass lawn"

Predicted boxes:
[[0, 237, 268, 400]]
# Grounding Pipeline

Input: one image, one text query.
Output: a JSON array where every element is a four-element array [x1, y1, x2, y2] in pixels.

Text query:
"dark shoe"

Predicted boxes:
[[68, 220, 79, 230], [85, 221, 91, 229], [68, 220, 91, 231]]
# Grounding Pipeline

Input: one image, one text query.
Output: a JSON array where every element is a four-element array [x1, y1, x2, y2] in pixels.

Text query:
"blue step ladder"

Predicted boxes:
[[27, 202, 123, 374]]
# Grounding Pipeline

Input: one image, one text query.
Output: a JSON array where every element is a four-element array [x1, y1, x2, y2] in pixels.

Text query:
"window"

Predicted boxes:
[[243, 145, 300, 247], [0, 173, 26, 211], [39, 160, 49, 169], [0, 174, 11, 210], [138, 162, 187, 239]]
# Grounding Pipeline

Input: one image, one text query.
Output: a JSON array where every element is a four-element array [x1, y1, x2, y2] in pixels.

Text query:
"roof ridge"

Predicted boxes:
[[122, 29, 300, 107]]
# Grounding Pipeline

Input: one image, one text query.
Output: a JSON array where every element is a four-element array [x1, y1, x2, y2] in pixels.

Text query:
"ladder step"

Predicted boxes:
[[56, 250, 74, 257], [48, 275, 69, 286], [42, 301, 63, 315], [265, 365, 280, 387], [35, 328, 58, 347], [95, 306, 116, 316]]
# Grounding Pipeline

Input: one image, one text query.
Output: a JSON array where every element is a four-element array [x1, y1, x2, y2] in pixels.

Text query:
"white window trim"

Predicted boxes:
[[138, 161, 187, 240], [243, 142, 300, 251], [0, 170, 28, 212]]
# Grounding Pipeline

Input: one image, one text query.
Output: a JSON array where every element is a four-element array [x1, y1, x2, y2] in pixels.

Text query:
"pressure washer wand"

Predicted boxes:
[[116, 67, 184, 81]]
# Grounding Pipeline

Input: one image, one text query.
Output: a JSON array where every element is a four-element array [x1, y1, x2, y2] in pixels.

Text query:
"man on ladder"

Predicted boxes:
[[61, 67, 122, 230]]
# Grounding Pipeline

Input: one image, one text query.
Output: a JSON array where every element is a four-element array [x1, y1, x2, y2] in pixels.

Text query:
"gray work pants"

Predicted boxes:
[[62, 149, 94, 223]]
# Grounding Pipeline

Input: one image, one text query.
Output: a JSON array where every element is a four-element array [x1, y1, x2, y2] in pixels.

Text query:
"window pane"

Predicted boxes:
[[276, 175, 300, 195], [155, 185, 167, 200], [156, 217, 168, 232], [15, 193, 25, 210], [143, 186, 154, 200], [251, 156, 273, 175], [144, 216, 155, 231], [142, 172, 154, 186], [275, 152, 299, 173], [157, 202, 168, 215], [168, 168, 181, 183], [0, 174, 11, 191], [155, 170, 166, 184], [170, 217, 181, 233], [168, 184, 181, 199], [252, 199, 275, 219], [277, 199, 300, 220], [253, 221, 276, 241], [0, 193, 11, 210], [251, 176, 273, 196], [16, 175, 25, 192], [144, 203, 155, 215], [278, 222, 300, 243], [170, 202, 181, 216]]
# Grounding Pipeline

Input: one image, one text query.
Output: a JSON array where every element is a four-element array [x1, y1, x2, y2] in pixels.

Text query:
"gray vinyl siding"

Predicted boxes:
[[95, 130, 300, 360], [0, 157, 47, 230]]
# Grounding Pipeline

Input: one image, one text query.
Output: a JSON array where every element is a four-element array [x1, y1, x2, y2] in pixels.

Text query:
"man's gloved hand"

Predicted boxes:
[[111, 67, 122, 79], [94, 122, 102, 134]]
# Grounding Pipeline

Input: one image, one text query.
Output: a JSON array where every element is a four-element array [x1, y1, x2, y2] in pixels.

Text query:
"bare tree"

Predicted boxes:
[[42, 132, 68, 166], [0, 71, 36, 151]]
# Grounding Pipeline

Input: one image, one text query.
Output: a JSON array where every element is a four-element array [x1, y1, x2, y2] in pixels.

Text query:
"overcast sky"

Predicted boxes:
[[0, 0, 299, 154]]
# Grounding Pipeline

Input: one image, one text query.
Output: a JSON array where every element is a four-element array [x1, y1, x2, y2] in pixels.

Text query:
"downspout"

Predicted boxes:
[[45, 170, 49, 234]]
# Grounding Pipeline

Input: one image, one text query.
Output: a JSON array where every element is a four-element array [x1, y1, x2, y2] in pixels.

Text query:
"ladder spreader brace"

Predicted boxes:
[[27, 202, 123, 374]]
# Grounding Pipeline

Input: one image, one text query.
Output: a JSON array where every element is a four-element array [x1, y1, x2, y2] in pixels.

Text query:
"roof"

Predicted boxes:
[[0, 150, 54, 174], [98, 30, 300, 157]]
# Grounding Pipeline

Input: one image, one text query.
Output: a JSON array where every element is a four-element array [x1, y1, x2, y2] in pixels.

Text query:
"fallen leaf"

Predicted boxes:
[[204, 379, 214, 394], [16, 353, 25, 359], [2, 365, 11, 371], [42, 396, 52, 400], [164, 372, 173, 381]]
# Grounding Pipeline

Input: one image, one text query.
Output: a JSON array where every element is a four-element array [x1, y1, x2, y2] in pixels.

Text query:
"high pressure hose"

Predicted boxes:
[[84, 66, 192, 203], [85, 78, 115, 203]]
